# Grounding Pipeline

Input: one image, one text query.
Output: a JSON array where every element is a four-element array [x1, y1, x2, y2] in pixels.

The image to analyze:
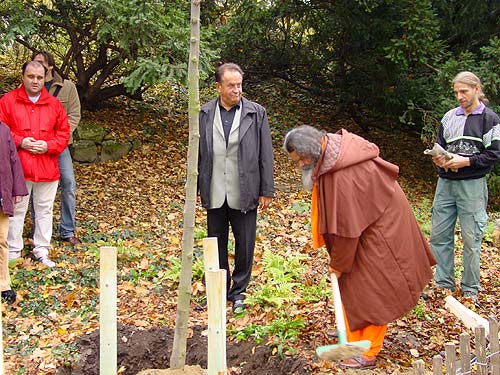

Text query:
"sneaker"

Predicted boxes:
[[232, 300, 247, 313], [194, 299, 207, 312], [37, 256, 56, 268], [340, 355, 377, 370], [463, 291, 479, 305], [1, 290, 17, 304]]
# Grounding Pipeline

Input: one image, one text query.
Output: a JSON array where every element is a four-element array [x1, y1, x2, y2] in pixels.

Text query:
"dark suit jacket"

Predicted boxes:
[[198, 96, 274, 212]]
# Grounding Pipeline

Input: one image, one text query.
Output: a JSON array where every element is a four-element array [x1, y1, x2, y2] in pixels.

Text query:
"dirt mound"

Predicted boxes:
[[55, 324, 309, 375]]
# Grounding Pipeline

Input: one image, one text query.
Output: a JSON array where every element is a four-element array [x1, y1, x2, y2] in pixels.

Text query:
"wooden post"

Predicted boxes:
[[203, 237, 219, 274], [204, 238, 227, 374], [432, 355, 443, 375], [203, 237, 220, 305], [489, 317, 500, 375], [445, 296, 489, 337], [413, 359, 425, 375], [445, 343, 457, 375], [459, 332, 470, 375], [100, 246, 117, 375], [207, 269, 227, 375], [475, 326, 487, 375]]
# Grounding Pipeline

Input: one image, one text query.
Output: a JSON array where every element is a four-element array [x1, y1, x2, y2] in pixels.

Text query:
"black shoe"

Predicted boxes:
[[194, 299, 207, 311], [62, 236, 82, 245], [1, 290, 16, 304], [232, 300, 246, 313]]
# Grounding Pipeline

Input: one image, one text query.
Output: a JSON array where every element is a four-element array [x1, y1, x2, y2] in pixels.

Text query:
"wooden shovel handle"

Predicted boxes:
[[331, 273, 347, 345]]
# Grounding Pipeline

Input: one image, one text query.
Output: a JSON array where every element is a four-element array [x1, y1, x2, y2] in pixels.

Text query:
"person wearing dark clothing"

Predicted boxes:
[[198, 63, 274, 312]]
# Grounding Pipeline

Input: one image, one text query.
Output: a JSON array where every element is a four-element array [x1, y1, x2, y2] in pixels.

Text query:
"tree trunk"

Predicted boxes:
[[169, 0, 201, 369]]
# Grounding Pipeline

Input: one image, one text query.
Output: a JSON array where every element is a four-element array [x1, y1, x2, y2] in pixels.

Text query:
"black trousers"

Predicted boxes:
[[207, 200, 257, 302]]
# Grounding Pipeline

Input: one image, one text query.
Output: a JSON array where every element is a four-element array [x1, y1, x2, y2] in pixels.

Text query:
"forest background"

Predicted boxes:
[[0, 0, 500, 374]]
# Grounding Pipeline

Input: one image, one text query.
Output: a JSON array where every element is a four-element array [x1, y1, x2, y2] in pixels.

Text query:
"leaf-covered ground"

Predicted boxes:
[[2, 82, 499, 374]]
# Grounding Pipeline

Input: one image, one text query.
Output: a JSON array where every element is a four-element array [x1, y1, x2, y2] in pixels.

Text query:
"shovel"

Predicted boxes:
[[316, 273, 371, 361]]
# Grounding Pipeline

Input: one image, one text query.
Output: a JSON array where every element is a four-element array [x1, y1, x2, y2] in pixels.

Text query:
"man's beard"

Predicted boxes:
[[301, 165, 315, 192]]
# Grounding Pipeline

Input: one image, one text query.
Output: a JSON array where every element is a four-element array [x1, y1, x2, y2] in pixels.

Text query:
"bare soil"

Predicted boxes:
[[55, 324, 310, 375]]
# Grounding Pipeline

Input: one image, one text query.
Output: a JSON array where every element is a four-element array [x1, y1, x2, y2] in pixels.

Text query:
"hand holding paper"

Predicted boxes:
[[424, 143, 458, 172]]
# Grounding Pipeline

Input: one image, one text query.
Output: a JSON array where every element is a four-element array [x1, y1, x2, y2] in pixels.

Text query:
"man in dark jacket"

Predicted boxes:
[[0, 122, 28, 303], [198, 63, 274, 312]]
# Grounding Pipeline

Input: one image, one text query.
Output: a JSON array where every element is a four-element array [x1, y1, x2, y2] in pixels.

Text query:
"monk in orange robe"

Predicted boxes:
[[283, 125, 436, 369]]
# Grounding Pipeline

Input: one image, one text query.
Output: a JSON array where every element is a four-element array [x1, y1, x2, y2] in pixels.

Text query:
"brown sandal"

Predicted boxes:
[[339, 355, 376, 370]]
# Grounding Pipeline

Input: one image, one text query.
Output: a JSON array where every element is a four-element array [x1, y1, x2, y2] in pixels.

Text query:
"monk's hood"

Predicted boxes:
[[314, 129, 380, 178]]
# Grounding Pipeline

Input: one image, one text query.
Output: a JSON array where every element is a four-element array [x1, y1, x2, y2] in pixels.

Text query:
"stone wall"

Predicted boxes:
[[71, 122, 142, 163]]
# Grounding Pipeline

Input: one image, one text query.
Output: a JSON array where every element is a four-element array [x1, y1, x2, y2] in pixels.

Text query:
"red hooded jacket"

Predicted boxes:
[[0, 85, 70, 182]]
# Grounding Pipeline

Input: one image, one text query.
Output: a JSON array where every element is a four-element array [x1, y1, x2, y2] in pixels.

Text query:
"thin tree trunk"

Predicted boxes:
[[170, 0, 201, 369]]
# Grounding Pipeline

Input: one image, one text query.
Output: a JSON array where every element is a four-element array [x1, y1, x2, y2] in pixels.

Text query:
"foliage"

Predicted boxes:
[[163, 256, 205, 283], [482, 220, 496, 244], [0, 0, 219, 109], [384, 0, 445, 72], [207, 0, 445, 122], [1, 0, 498, 134], [297, 276, 331, 303], [291, 201, 310, 215], [487, 165, 500, 204], [411, 198, 433, 237], [245, 249, 307, 309], [201, 0, 500, 136], [403, 36, 500, 145], [231, 316, 306, 357], [431, 1, 500, 56], [408, 298, 429, 320]]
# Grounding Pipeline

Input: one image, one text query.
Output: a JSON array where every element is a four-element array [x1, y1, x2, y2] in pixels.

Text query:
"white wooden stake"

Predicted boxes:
[[445, 296, 489, 337], [202, 237, 220, 301], [203, 238, 227, 374], [207, 269, 227, 375], [100, 246, 117, 375], [203, 237, 219, 274]]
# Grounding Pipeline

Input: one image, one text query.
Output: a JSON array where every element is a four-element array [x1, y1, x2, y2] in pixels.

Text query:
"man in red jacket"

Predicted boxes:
[[0, 61, 70, 268]]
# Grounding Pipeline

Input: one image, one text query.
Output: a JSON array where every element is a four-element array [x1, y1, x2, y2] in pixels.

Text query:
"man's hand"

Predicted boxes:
[[259, 196, 272, 210], [31, 140, 48, 154], [13, 196, 24, 204], [432, 154, 466, 172], [442, 154, 470, 171], [20, 137, 37, 152], [328, 265, 341, 278], [20, 138, 48, 154]]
